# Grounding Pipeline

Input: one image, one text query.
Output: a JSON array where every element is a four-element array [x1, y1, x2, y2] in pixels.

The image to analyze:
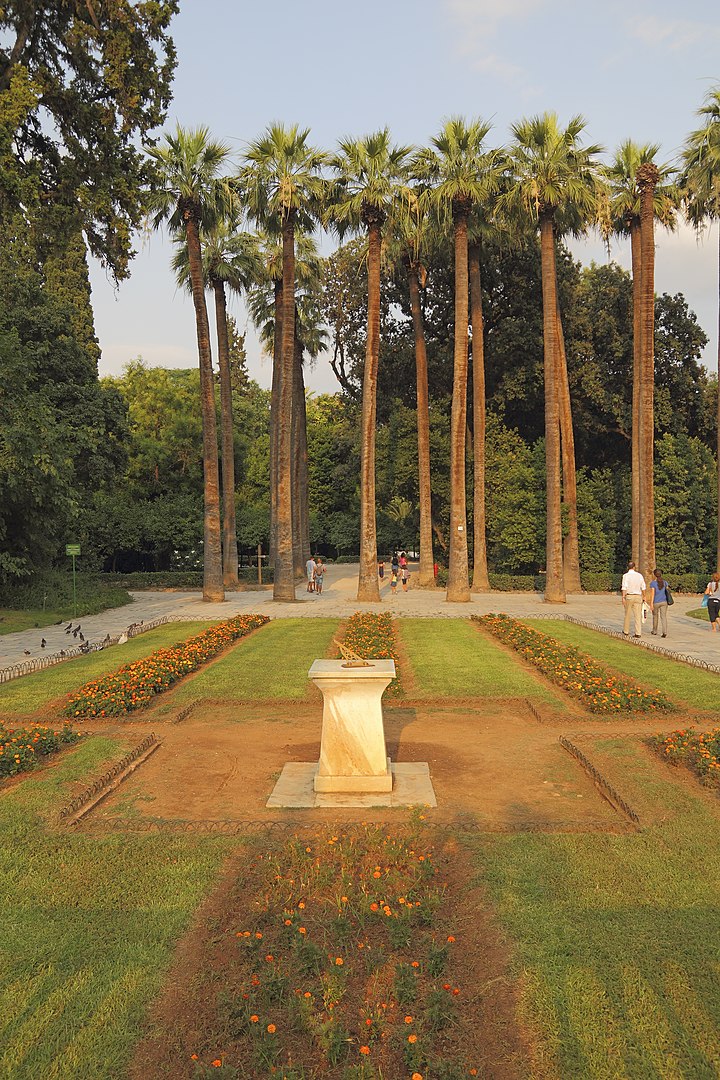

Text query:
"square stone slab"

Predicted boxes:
[[266, 761, 437, 809]]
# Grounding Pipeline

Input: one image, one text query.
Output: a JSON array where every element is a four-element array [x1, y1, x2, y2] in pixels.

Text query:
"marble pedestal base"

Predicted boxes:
[[266, 761, 437, 809]]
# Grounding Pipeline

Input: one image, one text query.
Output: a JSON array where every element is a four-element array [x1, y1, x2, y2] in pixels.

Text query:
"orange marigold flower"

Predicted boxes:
[[412, 1074, 423, 1080], [298, 927, 307, 934], [359, 1046, 370, 1055], [267, 1024, 276, 1034], [212, 1060, 222, 1068], [373, 870, 382, 878], [411, 960, 420, 968], [255, 932, 263, 939], [335, 957, 344, 966], [304, 991, 312, 998], [408, 1033, 418, 1043], [250, 1015, 259, 1023], [265, 954, 274, 962], [404, 1015, 413, 1023], [447, 935, 456, 943]]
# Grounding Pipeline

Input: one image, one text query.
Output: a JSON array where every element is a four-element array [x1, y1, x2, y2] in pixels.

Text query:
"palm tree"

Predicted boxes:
[[414, 118, 498, 602], [384, 191, 437, 588], [605, 143, 677, 576], [328, 130, 413, 602], [172, 219, 262, 588], [500, 114, 602, 602], [146, 125, 234, 603], [239, 124, 327, 601], [682, 86, 720, 568]]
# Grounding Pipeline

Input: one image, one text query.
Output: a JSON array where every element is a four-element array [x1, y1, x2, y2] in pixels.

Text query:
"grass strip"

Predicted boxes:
[[0, 622, 214, 717], [398, 618, 561, 702], [63, 615, 269, 718], [172, 618, 340, 702], [469, 742, 720, 1078], [478, 615, 672, 713], [527, 618, 720, 710], [0, 737, 231, 1080]]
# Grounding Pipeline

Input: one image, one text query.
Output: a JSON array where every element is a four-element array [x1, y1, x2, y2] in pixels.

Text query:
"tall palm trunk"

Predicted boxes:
[[539, 214, 566, 603], [184, 213, 224, 603], [630, 221, 642, 565], [213, 278, 239, 589], [716, 230, 720, 570], [274, 214, 296, 601], [555, 307, 582, 593], [637, 163, 659, 583], [468, 241, 490, 592], [357, 213, 382, 602], [269, 279, 282, 571], [446, 204, 471, 602], [292, 330, 310, 577], [407, 259, 435, 588]]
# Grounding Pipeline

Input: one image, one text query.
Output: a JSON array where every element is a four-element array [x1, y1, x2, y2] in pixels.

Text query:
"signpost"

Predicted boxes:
[[66, 544, 81, 617]]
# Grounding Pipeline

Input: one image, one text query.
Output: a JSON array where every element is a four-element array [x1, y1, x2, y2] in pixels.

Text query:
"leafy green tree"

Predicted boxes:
[[147, 125, 235, 603], [655, 433, 716, 574], [328, 129, 413, 601]]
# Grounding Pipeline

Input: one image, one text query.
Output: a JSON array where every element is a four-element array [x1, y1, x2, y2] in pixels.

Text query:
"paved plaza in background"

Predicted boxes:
[[2, 563, 718, 670]]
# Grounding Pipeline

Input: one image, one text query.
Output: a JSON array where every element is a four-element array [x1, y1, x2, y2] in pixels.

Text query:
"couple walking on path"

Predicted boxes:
[[621, 562, 673, 638], [305, 556, 326, 595]]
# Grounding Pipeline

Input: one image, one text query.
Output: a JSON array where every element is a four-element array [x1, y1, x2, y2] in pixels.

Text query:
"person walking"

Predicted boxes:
[[378, 559, 385, 580], [305, 556, 317, 593], [705, 572, 720, 631], [649, 568, 671, 638], [621, 560, 646, 637], [314, 557, 326, 595], [401, 564, 410, 592], [391, 551, 399, 577], [390, 570, 398, 595]]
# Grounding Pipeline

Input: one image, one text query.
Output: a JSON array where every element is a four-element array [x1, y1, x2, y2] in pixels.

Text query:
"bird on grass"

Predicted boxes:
[[79, 632, 84, 642], [41, 638, 46, 648]]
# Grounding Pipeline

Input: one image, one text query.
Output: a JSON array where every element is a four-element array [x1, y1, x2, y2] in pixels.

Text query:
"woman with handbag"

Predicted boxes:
[[649, 569, 672, 638], [705, 572, 720, 632]]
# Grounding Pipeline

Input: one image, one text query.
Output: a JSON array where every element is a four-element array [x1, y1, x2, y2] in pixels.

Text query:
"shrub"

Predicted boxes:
[[581, 572, 623, 593], [0, 721, 81, 778], [1, 570, 131, 615], [99, 569, 274, 590], [650, 727, 720, 787]]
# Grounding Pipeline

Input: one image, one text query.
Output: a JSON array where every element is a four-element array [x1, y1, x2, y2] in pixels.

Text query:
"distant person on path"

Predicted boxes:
[[378, 559, 385, 580], [314, 557, 326, 595], [705, 572, 720, 631], [621, 560, 646, 637], [391, 552, 399, 576], [306, 556, 317, 593], [390, 570, 398, 595], [399, 551, 408, 569], [401, 565, 410, 592], [649, 568, 670, 638]]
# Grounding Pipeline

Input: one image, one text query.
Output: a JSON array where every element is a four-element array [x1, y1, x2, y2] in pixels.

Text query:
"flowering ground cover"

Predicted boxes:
[[63, 614, 269, 719], [338, 612, 403, 698], [136, 820, 518, 1079], [650, 726, 720, 788], [0, 721, 80, 778], [475, 615, 672, 714]]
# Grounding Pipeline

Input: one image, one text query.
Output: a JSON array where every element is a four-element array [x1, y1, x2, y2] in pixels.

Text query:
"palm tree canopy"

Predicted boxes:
[[500, 112, 604, 237], [327, 129, 414, 234], [171, 217, 263, 294], [146, 125, 235, 232], [604, 140, 678, 238], [238, 123, 328, 230], [412, 117, 499, 222], [247, 231, 325, 354], [682, 86, 720, 227]]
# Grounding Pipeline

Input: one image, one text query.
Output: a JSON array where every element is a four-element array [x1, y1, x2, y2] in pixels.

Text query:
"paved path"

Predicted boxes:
[[1, 563, 718, 671]]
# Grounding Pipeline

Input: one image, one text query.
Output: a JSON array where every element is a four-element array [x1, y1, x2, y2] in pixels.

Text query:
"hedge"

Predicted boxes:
[[99, 568, 274, 590]]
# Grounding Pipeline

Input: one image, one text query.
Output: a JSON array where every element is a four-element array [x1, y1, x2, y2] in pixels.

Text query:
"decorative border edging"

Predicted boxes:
[[173, 702, 196, 724], [559, 734, 640, 824], [529, 613, 720, 674], [58, 733, 161, 824], [0, 615, 192, 686]]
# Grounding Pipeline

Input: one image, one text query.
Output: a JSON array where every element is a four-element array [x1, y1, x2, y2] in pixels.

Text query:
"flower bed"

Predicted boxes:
[[338, 611, 403, 697], [474, 614, 672, 714], [63, 614, 269, 719], [0, 721, 81, 778], [188, 823, 483, 1078], [650, 727, 720, 788]]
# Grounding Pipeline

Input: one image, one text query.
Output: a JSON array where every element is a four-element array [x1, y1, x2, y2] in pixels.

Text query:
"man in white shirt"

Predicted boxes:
[[621, 561, 646, 637]]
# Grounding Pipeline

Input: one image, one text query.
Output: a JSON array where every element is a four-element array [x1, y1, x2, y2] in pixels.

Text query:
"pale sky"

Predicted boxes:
[[89, 0, 720, 393]]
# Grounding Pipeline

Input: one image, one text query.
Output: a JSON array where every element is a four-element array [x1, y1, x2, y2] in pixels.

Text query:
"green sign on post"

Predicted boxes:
[[66, 544, 81, 616]]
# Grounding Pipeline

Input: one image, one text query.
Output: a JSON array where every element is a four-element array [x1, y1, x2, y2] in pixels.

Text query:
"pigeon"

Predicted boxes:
[[103, 634, 111, 644], [79, 632, 84, 642], [24, 649, 31, 655], [59, 650, 66, 657], [41, 638, 46, 648], [72, 628, 78, 638], [66, 624, 73, 634]]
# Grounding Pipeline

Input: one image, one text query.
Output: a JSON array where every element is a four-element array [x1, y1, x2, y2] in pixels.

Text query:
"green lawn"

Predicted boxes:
[[527, 619, 720, 711], [0, 608, 72, 635], [0, 737, 231, 1080], [686, 607, 710, 622], [471, 739, 720, 1077], [0, 622, 214, 716], [397, 619, 562, 702], [172, 617, 340, 702]]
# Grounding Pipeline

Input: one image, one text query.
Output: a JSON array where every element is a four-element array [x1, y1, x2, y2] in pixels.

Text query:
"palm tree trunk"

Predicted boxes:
[[184, 214, 224, 603], [637, 164, 659, 583], [539, 214, 566, 603], [274, 215, 296, 601], [446, 206, 471, 602], [716, 228, 720, 570], [555, 305, 582, 593], [291, 331, 309, 579], [469, 241, 490, 592], [630, 222, 642, 566], [357, 216, 382, 602], [269, 280, 282, 571], [407, 260, 435, 589], [213, 278, 239, 589]]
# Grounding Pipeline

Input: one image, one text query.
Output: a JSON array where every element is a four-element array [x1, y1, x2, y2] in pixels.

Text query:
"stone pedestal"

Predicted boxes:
[[309, 659, 395, 794]]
